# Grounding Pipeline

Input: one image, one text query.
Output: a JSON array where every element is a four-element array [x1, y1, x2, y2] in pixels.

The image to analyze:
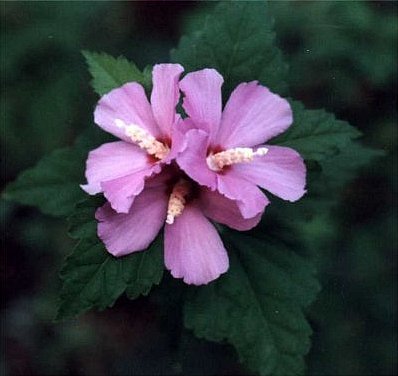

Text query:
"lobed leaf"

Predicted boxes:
[[83, 50, 152, 96], [171, 1, 288, 97], [273, 100, 362, 161], [3, 128, 112, 218], [3, 145, 87, 217], [185, 231, 320, 375], [56, 197, 164, 320]]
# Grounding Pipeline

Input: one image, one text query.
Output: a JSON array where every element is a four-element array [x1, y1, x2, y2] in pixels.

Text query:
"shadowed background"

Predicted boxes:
[[2, 2, 396, 375]]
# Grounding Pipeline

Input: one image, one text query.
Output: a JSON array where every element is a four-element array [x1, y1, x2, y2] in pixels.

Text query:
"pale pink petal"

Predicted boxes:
[[164, 203, 229, 285], [150, 64, 184, 137], [216, 82, 292, 148], [96, 186, 168, 257], [101, 165, 161, 213], [162, 118, 188, 164], [94, 82, 161, 142], [176, 129, 217, 190], [232, 145, 306, 202], [199, 189, 263, 231], [179, 69, 223, 143], [81, 141, 152, 195], [217, 172, 270, 219]]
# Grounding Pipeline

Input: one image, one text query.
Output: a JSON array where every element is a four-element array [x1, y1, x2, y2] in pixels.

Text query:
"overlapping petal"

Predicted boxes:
[[217, 171, 270, 219], [179, 68, 223, 144], [215, 81, 293, 148], [164, 203, 229, 285], [232, 145, 306, 202], [96, 186, 168, 257], [176, 129, 217, 190], [151, 64, 184, 137], [199, 189, 262, 231], [81, 141, 153, 196], [94, 82, 161, 141], [101, 167, 160, 214]]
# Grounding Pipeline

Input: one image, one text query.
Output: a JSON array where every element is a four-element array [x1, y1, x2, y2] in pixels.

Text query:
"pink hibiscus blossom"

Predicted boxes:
[[81, 63, 185, 213], [95, 166, 262, 285], [176, 68, 307, 218]]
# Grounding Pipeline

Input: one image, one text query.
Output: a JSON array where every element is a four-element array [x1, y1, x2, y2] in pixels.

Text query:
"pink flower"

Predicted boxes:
[[95, 166, 262, 285], [176, 69, 306, 218], [81, 64, 185, 213]]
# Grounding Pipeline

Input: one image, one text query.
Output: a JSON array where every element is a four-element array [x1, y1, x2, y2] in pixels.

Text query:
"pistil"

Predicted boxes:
[[115, 119, 169, 160], [206, 147, 268, 171], [166, 179, 191, 224]]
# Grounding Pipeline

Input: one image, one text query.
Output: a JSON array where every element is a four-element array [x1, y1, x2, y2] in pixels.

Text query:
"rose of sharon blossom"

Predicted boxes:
[[96, 166, 262, 285], [81, 64, 184, 214], [177, 68, 306, 218]]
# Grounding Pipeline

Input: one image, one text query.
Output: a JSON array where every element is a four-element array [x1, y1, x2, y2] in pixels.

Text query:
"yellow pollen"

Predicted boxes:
[[115, 119, 169, 160], [166, 179, 191, 225], [206, 147, 268, 171]]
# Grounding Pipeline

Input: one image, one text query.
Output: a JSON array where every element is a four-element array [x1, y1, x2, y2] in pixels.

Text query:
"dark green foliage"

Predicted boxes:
[[273, 101, 361, 161], [4, 145, 87, 217], [270, 1, 397, 108], [3, 129, 112, 217], [3, 1, 394, 375], [83, 51, 152, 96], [185, 231, 320, 375], [56, 197, 164, 320], [171, 1, 288, 97], [172, 3, 385, 374]]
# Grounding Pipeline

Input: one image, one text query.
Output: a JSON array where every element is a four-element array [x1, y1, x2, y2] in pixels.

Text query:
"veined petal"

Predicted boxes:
[[179, 68, 223, 143], [164, 203, 229, 285], [162, 117, 189, 164], [150, 64, 184, 137], [176, 129, 217, 190], [81, 141, 152, 195], [216, 81, 292, 148], [217, 171, 270, 219], [101, 165, 161, 214], [94, 82, 161, 142], [232, 145, 307, 202], [199, 189, 263, 231], [96, 186, 168, 257]]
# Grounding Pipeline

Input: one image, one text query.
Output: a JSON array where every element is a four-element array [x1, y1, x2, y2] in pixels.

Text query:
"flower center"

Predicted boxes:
[[206, 147, 268, 171], [115, 119, 169, 160], [166, 178, 191, 225]]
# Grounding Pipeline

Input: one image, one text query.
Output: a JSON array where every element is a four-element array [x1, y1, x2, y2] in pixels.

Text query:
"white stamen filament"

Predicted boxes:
[[166, 179, 191, 225], [206, 147, 268, 171], [115, 119, 169, 160]]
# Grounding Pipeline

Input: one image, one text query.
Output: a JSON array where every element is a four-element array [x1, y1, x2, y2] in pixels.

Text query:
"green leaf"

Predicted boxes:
[[83, 50, 152, 96], [56, 197, 164, 320], [171, 1, 288, 97], [184, 231, 320, 375], [319, 141, 385, 186], [67, 196, 105, 240], [273, 100, 361, 161], [3, 127, 114, 217], [3, 145, 87, 217]]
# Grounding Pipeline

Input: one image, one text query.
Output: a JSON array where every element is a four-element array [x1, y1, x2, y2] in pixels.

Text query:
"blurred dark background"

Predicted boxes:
[[2, 2, 396, 375]]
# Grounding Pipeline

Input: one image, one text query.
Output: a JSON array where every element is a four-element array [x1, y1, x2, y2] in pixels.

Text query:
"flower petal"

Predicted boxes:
[[232, 145, 306, 202], [164, 203, 229, 285], [216, 81, 292, 148], [179, 68, 223, 143], [176, 129, 217, 190], [101, 165, 160, 213], [150, 64, 184, 137], [81, 141, 152, 195], [199, 188, 262, 231], [217, 171, 270, 219], [96, 186, 168, 257], [94, 82, 161, 142]]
